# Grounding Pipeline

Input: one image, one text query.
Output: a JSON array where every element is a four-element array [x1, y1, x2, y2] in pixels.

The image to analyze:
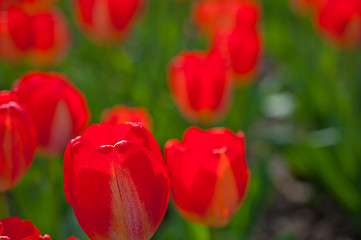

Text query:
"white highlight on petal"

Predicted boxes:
[[108, 166, 152, 240], [48, 100, 73, 154]]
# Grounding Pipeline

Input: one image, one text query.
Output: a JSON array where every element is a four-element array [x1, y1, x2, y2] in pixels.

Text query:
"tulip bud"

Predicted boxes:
[[65, 237, 79, 240], [0, 0, 57, 13], [73, 0, 143, 44], [0, 91, 37, 192], [12, 72, 90, 156], [0, 6, 71, 66], [0, 217, 51, 239], [168, 50, 233, 124], [21, 0, 58, 13], [194, 0, 262, 83], [315, 0, 361, 49], [28, 8, 71, 67], [211, 27, 261, 83], [102, 105, 153, 131], [193, 0, 260, 35], [193, 0, 240, 36], [0, 6, 30, 63], [289, 0, 322, 14], [63, 122, 170, 240], [164, 127, 250, 227]]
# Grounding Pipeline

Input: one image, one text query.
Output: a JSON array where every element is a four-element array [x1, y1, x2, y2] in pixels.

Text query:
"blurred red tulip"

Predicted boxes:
[[164, 127, 250, 227], [193, 0, 262, 82], [211, 26, 261, 83], [12, 72, 90, 156], [315, 0, 361, 49], [65, 237, 79, 240], [28, 8, 71, 66], [102, 105, 153, 131], [0, 6, 30, 63], [193, 0, 260, 36], [0, 0, 57, 13], [63, 122, 170, 240], [289, 0, 323, 14], [168, 50, 232, 124], [73, 0, 143, 44], [0, 6, 71, 66], [0, 91, 37, 192], [0, 217, 51, 240]]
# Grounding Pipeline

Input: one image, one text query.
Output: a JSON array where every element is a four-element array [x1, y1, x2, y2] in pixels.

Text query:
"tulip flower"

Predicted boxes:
[[65, 237, 79, 240], [13, 72, 90, 156], [28, 8, 71, 66], [0, 217, 78, 239], [211, 26, 261, 83], [102, 105, 153, 131], [63, 122, 170, 240], [315, 0, 361, 49], [193, 0, 260, 36], [193, 0, 262, 82], [73, 0, 143, 44], [289, 0, 322, 14], [0, 0, 57, 13], [164, 127, 250, 227], [0, 6, 71, 66], [168, 51, 232, 124], [0, 217, 51, 239], [0, 91, 37, 192]]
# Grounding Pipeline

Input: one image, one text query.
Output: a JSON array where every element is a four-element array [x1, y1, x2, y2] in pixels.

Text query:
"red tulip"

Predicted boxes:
[[65, 237, 79, 240], [0, 91, 37, 192], [289, 0, 323, 14], [0, 217, 51, 240], [28, 8, 71, 66], [211, 26, 261, 83], [0, 6, 30, 63], [0, 0, 57, 12], [315, 0, 361, 49], [102, 105, 153, 131], [164, 127, 250, 227], [168, 50, 232, 124], [0, 6, 71, 66], [63, 122, 170, 240], [73, 0, 143, 44], [193, 0, 260, 36], [193, 0, 262, 82], [12, 72, 90, 156]]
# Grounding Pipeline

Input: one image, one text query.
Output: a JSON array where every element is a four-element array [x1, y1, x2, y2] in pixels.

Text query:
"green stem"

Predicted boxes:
[[209, 227, 216, 240], [0, 192, 8, 219], [46, 159, 60, 239]]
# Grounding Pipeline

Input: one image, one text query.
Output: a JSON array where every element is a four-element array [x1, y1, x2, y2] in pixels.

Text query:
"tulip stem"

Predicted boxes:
[[45, 159, 60, 239], [209, 227, 216, 240], [0, 192, 8, 219]]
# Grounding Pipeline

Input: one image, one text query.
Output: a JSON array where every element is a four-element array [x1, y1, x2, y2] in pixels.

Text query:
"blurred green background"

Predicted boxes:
[[1, 0, 361, 239]]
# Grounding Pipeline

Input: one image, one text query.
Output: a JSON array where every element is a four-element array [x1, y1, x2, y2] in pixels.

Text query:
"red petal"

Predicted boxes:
[[0, 217, 41, 240], [7, 6, 32, 51], [108, 0, 140, 31]]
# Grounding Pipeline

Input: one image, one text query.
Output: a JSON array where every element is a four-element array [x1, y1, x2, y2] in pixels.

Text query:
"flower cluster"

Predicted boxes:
[[1, 1, 251, 239], [0, 0, 145, 66], [169, 0, 262, 124], [0, 71, 89, 192]]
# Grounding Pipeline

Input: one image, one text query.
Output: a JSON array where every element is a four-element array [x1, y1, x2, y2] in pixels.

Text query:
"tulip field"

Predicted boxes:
[[1, 0, 361, 239]]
